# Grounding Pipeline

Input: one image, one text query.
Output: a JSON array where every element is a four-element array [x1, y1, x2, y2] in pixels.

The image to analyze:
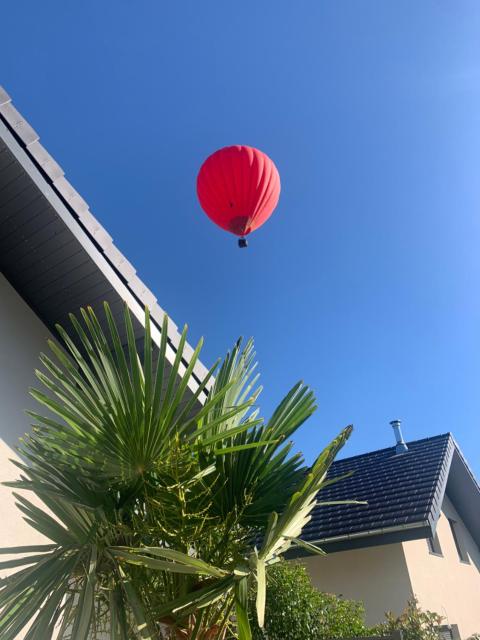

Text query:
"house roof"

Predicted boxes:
[[295, 433, 480, 555], [0, 85, 209, 399]]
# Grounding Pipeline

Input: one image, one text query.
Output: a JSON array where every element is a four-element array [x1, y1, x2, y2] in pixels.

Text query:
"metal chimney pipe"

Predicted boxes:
[[390, 419, 408, 454]]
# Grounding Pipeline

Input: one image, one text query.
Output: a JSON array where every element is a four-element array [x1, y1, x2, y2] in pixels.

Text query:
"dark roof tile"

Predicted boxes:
[[301, 433, 453, 543]]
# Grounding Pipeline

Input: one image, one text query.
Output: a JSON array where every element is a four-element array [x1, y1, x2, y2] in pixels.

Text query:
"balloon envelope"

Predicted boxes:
[[196, 145, 281, 237]]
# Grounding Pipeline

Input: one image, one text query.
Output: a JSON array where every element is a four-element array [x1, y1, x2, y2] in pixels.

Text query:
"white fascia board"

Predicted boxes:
[[0, 107, 210, 396]]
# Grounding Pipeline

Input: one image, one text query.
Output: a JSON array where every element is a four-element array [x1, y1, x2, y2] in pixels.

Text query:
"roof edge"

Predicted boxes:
[[0, 85, 211, 396], [309, 520, 428, 546], [334, 432, 453, 466], [288, 521, 431, 557]]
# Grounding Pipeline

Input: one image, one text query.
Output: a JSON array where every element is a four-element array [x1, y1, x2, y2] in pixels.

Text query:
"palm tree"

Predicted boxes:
[[0, 304, 355, 639]]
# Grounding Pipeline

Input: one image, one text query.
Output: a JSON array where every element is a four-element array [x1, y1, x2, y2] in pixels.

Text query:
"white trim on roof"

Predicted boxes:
[[0, 85, 210, 394]]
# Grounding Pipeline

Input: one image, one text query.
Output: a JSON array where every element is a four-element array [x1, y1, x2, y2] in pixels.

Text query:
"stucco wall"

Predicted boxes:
[[303, 497, 480, 636], [302, 542, 413, 626], [0, 273, 52, 558], [403, 495, 480, 638]]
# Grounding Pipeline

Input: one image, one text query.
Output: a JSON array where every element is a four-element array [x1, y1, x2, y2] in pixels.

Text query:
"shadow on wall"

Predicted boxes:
[[0, 274, 53, 452]]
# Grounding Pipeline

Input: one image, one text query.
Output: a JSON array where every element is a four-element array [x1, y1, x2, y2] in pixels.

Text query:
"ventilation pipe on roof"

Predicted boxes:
[[390, 419, 408, 454]]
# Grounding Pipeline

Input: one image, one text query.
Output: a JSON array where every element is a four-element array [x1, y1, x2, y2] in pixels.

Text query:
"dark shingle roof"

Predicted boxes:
[[298, 433, 454, 552]]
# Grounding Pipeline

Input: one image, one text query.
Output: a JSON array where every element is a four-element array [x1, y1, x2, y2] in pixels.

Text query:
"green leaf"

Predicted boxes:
[[235, 577, 252, 640], [214, 440, 279, 455], [155, 576, 235, 618], [117, 564, 155, 640], [284, 537, 326, 556], [255, 557, 266, 628], [109, 586, 129, 640], [111, 546, 226, 577], [0, 553, 55, 571], [69, 545, 97, 640], [55, 594, 74, 640], [0, 545, 57, 555], [258, 425, 353, 561]]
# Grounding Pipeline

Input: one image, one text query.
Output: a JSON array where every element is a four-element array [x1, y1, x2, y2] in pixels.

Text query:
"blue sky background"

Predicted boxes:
[[3, 1, 480, 472]]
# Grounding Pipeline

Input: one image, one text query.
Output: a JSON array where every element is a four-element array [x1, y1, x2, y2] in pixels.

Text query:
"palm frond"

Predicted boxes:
[[1, 303, 357, 640]]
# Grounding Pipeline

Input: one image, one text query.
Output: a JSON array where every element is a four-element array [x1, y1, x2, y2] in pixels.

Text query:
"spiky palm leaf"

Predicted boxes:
[[0, 303, 355, 640]]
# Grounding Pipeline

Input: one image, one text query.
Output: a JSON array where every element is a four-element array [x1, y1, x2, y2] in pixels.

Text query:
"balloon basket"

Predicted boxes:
[[238, 237, 248, 249]]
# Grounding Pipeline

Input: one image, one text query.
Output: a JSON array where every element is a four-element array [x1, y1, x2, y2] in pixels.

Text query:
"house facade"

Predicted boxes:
[[300, 431, 480, 637], [1, 87, 480, 639]]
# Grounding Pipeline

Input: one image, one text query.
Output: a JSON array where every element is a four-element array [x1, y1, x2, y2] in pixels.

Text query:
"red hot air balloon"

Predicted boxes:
[[196, 145, 281, 247]]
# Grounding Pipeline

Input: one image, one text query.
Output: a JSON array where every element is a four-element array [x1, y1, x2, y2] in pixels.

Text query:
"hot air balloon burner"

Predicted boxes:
[[238, 237, 248, 249]]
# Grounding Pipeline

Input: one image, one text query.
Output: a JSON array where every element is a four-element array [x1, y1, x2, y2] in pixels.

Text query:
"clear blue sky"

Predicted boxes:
[[3, 1, 480, 472]]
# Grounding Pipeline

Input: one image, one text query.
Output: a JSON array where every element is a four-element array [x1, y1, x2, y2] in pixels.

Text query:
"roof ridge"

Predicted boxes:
[[332, 432, 452, 466]]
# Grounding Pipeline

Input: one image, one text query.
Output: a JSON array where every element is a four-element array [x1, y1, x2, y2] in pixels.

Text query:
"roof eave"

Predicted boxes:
[[0, 85, 211, 397], [446, 437, 480, 549], [287, 520, 431, 558]]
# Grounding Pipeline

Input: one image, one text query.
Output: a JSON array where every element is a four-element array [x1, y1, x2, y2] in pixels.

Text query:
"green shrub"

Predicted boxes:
[[249, 561, 368, 640], [372, 596, 444, 640], [248, 563, 453, 640]]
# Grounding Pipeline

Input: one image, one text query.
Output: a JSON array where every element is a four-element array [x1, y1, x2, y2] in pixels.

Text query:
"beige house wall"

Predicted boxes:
[[402, 495, 480, 638], [303, 495, 480, 636], [0, 273, 52, 564], [302, 542, 413, 626]]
